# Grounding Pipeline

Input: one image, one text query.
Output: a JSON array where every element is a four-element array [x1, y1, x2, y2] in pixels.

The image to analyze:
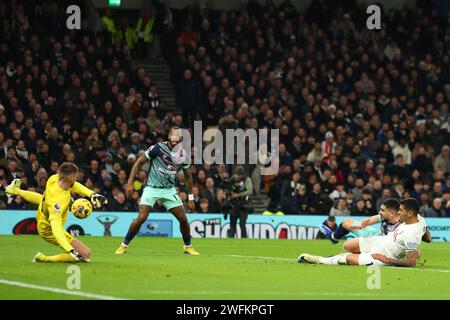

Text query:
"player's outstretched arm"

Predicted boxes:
[[47, 203, 76, 254], [50, 219, 74, 252], [72, 182, 95, 198], [49, 214, 89, 262], [183, 167, 193, 194], [183, 167, 195, 212], [126, 153, 148, 198], [349, 215, 379, 230], [72, 182, 107, 209]]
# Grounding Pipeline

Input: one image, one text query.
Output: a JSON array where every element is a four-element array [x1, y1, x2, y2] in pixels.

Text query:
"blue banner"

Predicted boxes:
[[0, 211, 449, 241]]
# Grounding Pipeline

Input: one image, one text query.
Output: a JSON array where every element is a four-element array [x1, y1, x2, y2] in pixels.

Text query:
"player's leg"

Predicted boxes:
[[299, 252, 384, 266], [33, 224, 88, 263], [115, 186, 157, 254], [298, 252, 351, 265], [238, 203, 248, 238], [37, 238, 92, 263], [349, 253, 385, 266], [169, 205, 199, 255], [322, 219, 354, 243], [71, 239, 91, 258], [335, 219, 354, 238], [343, 238, 361, 253], [228, 205, 238, 238], [6, 179, 43, 205], [115, 204, 151, 254], [157, 188, 198, 254]]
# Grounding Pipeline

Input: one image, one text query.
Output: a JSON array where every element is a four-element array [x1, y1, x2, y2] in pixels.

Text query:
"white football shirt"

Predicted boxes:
[[376, 215, 427, 259]]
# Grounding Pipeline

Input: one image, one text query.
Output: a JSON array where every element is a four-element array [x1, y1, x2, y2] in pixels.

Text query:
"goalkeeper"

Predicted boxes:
[[6, 162, 107, 263]]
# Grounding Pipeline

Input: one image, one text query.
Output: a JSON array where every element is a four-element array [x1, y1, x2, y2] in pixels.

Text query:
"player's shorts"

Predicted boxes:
[[36, 217, 74, 248], [357, 236, 387, 266], [358, 253, 386, 266], [358, 236, 384, 254], [349, 221, 381, 238], [140, 186, 182, 210]]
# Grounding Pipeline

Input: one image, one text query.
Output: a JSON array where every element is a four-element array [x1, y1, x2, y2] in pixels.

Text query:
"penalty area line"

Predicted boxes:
[[0, 279, 128, 300]]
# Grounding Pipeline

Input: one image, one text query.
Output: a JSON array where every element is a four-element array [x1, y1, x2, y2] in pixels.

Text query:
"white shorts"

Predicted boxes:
[[359, 236, 383, 254], [358, 253, 386, 266], [358, 236, 387, 266]]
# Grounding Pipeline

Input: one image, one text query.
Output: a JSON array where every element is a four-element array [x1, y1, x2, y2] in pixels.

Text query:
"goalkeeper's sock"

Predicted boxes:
[[182, 236, 192, 247], [332, 223, 350, 240], [44, 253, 79, 263], [318, 254, 349, 265], [123, 232, 136, 246], [15, 189, 43, 205]]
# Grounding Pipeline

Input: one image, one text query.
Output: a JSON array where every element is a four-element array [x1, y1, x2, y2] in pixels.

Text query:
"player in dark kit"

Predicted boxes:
[[115, 127, 199, 255]]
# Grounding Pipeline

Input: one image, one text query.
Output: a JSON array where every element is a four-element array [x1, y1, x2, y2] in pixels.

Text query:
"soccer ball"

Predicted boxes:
[[71, 198, 93, 219]]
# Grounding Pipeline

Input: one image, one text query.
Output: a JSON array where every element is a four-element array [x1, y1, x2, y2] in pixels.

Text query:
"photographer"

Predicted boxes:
[[226, 166, 253, 238]]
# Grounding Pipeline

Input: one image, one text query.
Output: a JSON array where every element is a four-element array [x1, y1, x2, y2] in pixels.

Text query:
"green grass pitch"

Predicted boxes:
[[0, 235, 449, 300]]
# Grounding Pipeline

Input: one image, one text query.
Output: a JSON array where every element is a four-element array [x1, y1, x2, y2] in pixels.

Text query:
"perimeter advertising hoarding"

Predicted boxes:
[[0, 211, 448, 241]]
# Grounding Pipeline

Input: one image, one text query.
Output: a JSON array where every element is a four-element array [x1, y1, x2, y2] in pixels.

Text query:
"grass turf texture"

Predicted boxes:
[[0, 235, 449, 300]]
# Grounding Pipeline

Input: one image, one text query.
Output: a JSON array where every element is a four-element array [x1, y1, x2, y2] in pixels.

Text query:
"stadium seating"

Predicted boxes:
[[0, 0, 449, 216]]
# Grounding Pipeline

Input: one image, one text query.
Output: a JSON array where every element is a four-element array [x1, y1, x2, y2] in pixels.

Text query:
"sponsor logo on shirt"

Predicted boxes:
[[156, 165, 177, 175], [406, 241, 417, 249], [54, 203, 61, 214]]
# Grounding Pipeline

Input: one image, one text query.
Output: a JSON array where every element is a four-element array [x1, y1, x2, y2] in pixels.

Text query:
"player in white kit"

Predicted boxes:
[[298, 199, 430, 267]]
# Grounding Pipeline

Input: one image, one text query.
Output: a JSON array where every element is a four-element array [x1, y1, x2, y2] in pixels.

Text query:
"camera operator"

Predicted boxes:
[[226, 166, 253, 238]]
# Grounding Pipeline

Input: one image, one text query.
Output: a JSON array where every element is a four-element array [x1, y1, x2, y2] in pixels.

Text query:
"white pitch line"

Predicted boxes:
[[98, 289, 450, 298], [223, 254, 294, 261], [0, 279, 128, 300], [219, 254, 450, 273]]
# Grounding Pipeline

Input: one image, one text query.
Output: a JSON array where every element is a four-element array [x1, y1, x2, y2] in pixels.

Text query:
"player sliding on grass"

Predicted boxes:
[[319, 198, 402, 243], [298, 198, 430, 267], [6, 163, 108, 263], [115, 127, 199, 255]]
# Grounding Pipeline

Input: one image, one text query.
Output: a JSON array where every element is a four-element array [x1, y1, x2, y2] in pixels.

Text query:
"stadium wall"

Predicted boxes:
[[1, 211, 449, 242]]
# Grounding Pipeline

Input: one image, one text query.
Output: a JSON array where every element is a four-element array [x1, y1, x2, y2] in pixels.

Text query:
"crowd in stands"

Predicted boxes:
[[0, 0, 449, 217]]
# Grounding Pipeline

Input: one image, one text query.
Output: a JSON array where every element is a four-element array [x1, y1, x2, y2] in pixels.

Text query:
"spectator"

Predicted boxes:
[[352, 199, 370, 216], [86, 159, 102, 187], [198, 198, 210, 213], [107, 192, 134, 212], [7, 196, 27, 210], [330, 198, 351, 217], [210, 188, 226, 213], [201, 177, 216, 204], [289, 184, 309, 214], [426, 198, 446, 217], [434, 145, 450, 173], [135, 8, 155, 59], [176, 69, 201, 127]]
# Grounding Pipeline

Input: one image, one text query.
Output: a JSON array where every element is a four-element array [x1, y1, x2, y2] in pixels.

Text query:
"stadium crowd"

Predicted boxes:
[[0, 0, 449, 217]]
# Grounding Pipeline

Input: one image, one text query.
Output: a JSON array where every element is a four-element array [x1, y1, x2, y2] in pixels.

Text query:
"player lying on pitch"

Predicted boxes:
[[298, 198, 430, 267], [115, 127, 199, 255], [319, 198, 402, 243], [6, 162, 107, 263]]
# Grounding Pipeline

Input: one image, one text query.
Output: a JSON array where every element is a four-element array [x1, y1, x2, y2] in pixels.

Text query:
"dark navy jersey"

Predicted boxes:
[[145, 142, 190, 188]]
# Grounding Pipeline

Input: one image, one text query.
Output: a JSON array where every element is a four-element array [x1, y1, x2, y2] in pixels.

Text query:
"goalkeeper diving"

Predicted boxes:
[[6, 162, 108, 263]]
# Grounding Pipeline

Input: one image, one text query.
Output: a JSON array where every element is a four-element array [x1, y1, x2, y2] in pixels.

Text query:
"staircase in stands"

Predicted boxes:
[[135, 59, 271, 214]]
